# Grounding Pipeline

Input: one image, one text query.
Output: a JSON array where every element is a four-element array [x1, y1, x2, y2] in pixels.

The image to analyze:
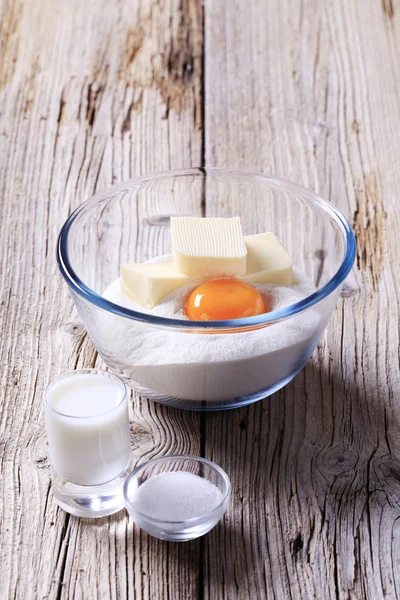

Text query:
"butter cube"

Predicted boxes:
[[121, 262, 199, 308], [242, 233, 293, 284], [171, 216, 247, 276]]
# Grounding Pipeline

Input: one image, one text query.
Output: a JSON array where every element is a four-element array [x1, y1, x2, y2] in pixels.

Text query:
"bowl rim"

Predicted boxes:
[[57, 167, 356, 331], [123, 454, 231, 525], [43, 368, 127, 419]]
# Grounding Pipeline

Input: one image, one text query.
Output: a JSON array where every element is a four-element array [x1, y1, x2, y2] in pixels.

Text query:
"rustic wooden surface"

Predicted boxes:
[[1, 0, 399, 598]]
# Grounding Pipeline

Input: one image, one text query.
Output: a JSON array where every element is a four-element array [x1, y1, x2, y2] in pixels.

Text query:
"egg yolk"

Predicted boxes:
[[185, 278, 267, 321]]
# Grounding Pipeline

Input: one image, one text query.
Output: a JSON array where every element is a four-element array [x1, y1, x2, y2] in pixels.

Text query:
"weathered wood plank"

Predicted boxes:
[[0, 0, 203, 598], [2, 0, 400, 598], [204, 0, 400, 598]]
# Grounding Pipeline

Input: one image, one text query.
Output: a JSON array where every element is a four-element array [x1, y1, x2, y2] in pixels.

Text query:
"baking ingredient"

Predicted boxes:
[[102, 258, 326, 403], [44, 373, 131, 486], [171, 216, 247, 276], [185, 278, 267, 321], [121, 261, 202, 309], [242, 232, 293, 284], [121, 223, 295, 309], [129, 472, 223, 521]]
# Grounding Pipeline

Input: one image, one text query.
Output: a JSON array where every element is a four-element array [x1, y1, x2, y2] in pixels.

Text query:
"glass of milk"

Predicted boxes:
[[44, 369, 132, 517]]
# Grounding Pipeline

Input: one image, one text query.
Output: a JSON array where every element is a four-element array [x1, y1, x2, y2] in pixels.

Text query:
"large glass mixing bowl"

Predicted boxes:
[[57, 168, 355, 410]]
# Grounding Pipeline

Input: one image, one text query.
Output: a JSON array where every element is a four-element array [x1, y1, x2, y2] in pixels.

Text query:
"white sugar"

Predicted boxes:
[[129, 472, 223, 521]]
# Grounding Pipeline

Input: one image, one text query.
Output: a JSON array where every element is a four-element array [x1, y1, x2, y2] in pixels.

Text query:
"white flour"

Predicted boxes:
[[99, 259, 325, 404]]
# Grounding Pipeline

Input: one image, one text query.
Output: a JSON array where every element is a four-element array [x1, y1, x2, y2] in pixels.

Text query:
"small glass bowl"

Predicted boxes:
[[123, 455, 231, 541]]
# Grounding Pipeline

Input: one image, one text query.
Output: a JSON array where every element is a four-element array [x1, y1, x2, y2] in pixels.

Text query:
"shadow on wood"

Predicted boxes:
[[201, 357, 400, 598]]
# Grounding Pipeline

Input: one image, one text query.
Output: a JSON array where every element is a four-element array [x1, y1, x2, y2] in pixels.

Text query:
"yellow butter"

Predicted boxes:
[[242, 233, 293, 285], [121, 262, 200, 309], [171, 216, 247, 276]]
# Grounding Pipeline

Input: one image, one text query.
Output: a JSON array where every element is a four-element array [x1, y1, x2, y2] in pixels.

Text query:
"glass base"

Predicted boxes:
[[52, 464, 132, 518], [127, 363, 307, 411], [136, 517, 221, 542]]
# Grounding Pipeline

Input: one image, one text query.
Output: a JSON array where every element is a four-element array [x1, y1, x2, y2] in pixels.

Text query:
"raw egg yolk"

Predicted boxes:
[[185, 278, 267, 321]]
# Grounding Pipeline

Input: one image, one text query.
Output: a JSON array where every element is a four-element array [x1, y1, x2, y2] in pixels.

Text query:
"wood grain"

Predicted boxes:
[[1, 0, 399, 599], [0, 1, 203, 598], [204, 0, 400, 599]]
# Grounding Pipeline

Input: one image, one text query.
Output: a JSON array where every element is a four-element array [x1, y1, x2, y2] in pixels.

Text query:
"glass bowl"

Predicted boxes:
[[123, 455, 231, 541], [57, 168, 355, 410]]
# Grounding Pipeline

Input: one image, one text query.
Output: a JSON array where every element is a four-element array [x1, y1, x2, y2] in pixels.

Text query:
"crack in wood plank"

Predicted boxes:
[[0, 0, 22, 90], [382, 0, 395, 19], [352, 174, 386, 291], [119, 0, 202, 127]]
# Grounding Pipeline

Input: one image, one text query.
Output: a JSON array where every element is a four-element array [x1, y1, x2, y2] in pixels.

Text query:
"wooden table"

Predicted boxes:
[[1, 1, 399, 598]]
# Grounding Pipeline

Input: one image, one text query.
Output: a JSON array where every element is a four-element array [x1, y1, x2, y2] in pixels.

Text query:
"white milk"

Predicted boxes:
[[44, 372, 131, 486]]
